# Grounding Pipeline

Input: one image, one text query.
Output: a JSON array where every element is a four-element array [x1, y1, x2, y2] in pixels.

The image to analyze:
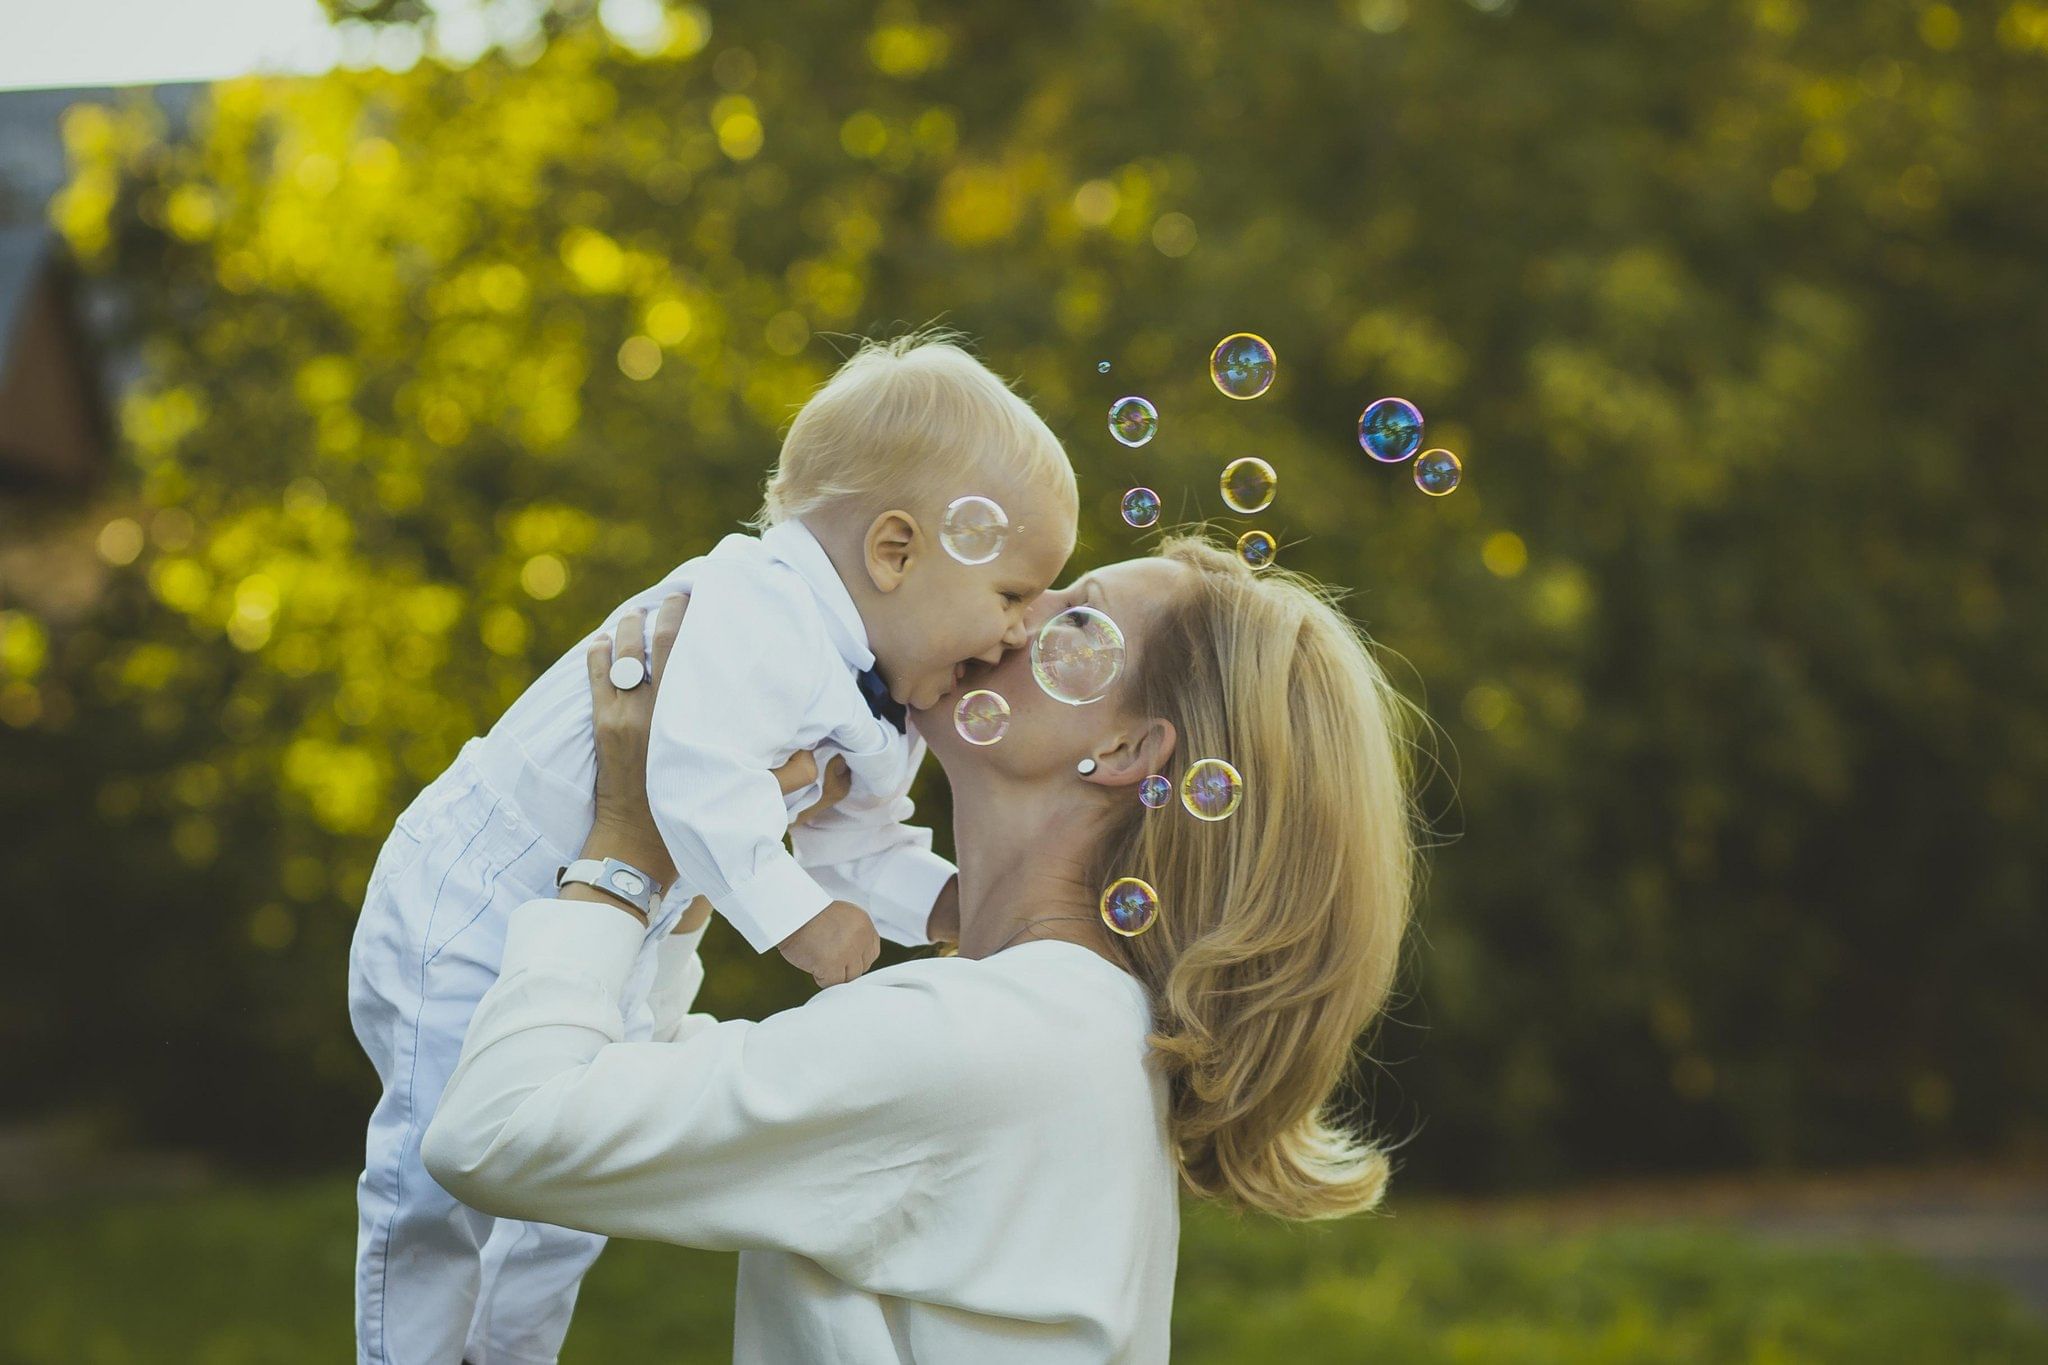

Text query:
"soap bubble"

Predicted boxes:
[[1180, 758, 1244, 821], [1414, 448, 1463, 496], [940, 495, 1009, 565], [1139, 774, 1171, 809], [1109, 396, 1158, 447], [1097, 360, 1111, 374], [1235, 529, 1277, 570], [953, 689, 1011, 746], [1031, 605, 1126, 705], [1099, 876, 1160, 936], [1220, 457, 1277, 514], [1121, 486, 1161, 528], [1209, 332, 1276, 399], [1358, 397, 1424, 463]]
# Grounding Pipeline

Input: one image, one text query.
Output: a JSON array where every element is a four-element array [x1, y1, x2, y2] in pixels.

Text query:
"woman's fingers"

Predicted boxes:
[[613, 606, 647, 672], [650, 593, 688, 682], [773, 749, 819, 797], [790, 755, 853, 828], [821, 754, 852, 808]]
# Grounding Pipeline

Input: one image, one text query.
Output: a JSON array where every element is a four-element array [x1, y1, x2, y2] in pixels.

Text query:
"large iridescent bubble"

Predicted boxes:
[[1358, 397, 1424, 463], [940, 495, 1009, 565], [1109, 396, 1159, 447], [1121, 486, 1161, 528], [1220, 457, 1277, 514], [1031, 605, 1126, 705], [1180, 758, 1244, 821], [1099, 876, 1160, 936], [953, 689, 1011, 745], [1414, 448, 1462, 496], [1235, 529, 1277, 571], [1209, 332, 1277, 400]]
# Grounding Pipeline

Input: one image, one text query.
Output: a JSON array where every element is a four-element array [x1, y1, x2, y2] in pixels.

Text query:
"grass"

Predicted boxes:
[[2, 1175, 2043, 1364]]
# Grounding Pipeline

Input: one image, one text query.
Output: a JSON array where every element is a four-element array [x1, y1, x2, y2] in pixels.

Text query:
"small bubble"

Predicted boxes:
[[953, 689, 1011, 745], [1220, 457, 1276, 514], [1099, 875, 1160, 936], [1109, 395, 1158, 447], [940, 495, 1009, 565], [1031, 605, 1126, 705], [1414, 448, 1463, 496], [1209, 332, 1276, 399], [1121, 486, 1161, 528], [1180, 758, 1243, 821], [1097, 360, 1112, 374], [1235, 529, 1277, 570], [1139, 774, 1171, 809], [1358, 397, 1424, 463]]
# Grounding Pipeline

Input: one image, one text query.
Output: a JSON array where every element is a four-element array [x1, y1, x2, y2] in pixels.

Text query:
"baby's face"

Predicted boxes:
[[868, 484, 1076, 715]]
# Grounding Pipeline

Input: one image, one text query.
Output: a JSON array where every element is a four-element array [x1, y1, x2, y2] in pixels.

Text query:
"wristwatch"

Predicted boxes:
[[555, 856, 665, 918]]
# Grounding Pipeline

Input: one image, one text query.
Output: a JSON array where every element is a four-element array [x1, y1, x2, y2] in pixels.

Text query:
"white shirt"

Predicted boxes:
[[482, 519, 956, 952], [421, 898, 1180, 1364]]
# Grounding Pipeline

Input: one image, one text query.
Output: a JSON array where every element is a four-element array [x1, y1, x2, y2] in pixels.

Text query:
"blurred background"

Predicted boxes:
[[1, 0, 2044, 1359]]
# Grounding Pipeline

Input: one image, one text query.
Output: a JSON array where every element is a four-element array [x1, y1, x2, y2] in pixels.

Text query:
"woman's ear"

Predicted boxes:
[[864, 510, 919, 592], [1087, 717, 1178, 788]]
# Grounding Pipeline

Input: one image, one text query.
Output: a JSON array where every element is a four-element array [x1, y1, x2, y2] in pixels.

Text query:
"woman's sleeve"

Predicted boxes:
[[421, 897, 994, 1277], [645, 917, 712, 1044]]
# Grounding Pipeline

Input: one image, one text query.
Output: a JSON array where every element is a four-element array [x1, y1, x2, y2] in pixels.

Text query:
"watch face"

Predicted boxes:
[[610, 869, 647, 897]]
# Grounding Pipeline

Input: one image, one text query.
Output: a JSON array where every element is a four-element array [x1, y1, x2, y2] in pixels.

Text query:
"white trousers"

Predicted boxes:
[[347, 739, 679, 1365]]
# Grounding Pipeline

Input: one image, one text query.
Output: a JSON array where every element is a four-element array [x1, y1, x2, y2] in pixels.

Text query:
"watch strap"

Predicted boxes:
[[555, 856, 665, 917]]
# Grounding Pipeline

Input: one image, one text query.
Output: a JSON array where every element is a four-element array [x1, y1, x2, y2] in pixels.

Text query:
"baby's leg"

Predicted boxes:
[[348, 769, 566, 1365], [463, 901, 686, 1362]]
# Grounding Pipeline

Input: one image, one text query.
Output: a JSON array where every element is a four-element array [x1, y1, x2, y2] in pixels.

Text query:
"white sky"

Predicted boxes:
[[0, 0, 671, 92], [0, 0, 346, 91]]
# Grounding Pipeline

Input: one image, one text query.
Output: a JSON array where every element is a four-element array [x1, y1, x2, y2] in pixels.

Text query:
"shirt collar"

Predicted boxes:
[[759, 518, 875, 671]]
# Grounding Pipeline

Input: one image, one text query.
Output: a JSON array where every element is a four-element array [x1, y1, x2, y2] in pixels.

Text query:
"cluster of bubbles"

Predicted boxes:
[[940, 494, 1009, 565], [1359, 396, 1463, 496]]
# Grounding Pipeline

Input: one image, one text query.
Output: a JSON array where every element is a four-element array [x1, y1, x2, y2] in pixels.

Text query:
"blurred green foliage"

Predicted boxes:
[[3, 1176, 2041, 1363], [0, 0, 2043, 1186]]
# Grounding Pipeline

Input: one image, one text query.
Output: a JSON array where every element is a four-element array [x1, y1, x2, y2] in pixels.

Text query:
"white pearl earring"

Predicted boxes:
[[1077, 758, 1098, 776]]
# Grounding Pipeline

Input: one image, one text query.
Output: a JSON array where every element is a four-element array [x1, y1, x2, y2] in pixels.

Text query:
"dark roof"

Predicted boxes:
[[0, 224, 51, 376]]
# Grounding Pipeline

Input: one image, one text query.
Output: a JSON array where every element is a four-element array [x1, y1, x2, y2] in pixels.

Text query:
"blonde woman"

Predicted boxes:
[[422, 534, 1422, 1363]]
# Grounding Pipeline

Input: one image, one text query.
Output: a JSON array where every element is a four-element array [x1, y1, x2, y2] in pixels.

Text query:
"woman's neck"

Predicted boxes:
[[948, 776, 1126, 966]]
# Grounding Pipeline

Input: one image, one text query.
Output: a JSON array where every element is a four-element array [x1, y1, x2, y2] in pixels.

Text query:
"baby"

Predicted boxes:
[[346, 332, 1078, 1365]]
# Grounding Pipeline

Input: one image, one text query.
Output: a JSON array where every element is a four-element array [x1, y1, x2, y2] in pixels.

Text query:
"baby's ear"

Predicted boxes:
[[864, 510, 919, 591]]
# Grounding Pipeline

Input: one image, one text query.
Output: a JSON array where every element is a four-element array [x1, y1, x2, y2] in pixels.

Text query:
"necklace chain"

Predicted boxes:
[[990, 913, 1106, 956]]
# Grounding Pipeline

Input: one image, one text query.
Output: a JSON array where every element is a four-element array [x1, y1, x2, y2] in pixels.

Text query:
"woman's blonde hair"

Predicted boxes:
[[1095, 533, 1424, 1221], [751, 327, 1076, 530]]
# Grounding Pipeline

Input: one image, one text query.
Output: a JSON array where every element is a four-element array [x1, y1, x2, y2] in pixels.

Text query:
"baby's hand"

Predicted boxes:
[[777, 900, 880, 988]]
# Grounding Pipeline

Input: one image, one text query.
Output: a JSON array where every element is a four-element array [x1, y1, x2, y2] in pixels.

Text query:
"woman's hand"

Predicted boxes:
[[584, 592, 855, 931], [585, 596, 684, 881]]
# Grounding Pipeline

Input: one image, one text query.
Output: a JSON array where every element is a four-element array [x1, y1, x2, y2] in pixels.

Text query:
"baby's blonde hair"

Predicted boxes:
[[751, 327, 1076, 531], [1099, 533, 1424, 1221]]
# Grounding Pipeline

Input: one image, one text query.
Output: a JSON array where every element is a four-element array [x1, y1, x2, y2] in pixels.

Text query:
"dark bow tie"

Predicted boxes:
[[856, 665, 907, 734]]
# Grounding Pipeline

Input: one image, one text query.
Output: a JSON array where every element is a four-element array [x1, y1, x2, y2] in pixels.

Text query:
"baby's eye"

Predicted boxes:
[[1002, 592, 1024, 606]]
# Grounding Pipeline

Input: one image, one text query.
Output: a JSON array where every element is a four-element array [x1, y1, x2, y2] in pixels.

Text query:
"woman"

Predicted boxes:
[[422, 534, 1422, 1362]]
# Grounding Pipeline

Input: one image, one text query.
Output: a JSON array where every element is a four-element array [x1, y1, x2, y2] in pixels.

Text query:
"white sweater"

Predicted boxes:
[[421, 898, 1181, 1363]]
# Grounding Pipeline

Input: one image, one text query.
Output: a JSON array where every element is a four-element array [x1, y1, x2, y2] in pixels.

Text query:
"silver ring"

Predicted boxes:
[[608, 655, 647, 690]]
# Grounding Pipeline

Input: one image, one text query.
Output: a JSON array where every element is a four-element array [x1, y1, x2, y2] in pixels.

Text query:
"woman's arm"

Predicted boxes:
[[564, 595, 853, 929], [418, 894, 994, 1269]]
